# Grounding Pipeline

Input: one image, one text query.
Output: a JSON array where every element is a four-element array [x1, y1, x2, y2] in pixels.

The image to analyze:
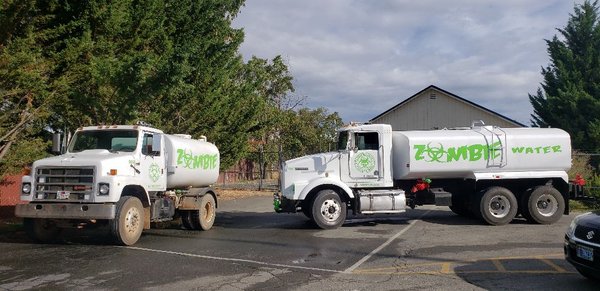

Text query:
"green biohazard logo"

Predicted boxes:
[[149, 163, 161, 182], [354, 152, 375, 173]]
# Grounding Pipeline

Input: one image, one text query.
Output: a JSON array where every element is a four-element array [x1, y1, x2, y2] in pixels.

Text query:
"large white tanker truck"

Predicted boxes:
[[274, 122, 573, 229], [15, 124, 220, 245]]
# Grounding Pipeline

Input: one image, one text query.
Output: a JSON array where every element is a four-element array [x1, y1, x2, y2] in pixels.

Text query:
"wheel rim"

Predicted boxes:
[[535, 193, 558, 217], [124, 207, 141, 234], [488, 195, 510, 218], [320, 198, 341, 222]]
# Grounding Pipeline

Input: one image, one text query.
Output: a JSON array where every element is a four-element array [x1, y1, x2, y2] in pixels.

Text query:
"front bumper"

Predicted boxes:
[[564, 234, 600, 275], [15, 203, 116, 220]]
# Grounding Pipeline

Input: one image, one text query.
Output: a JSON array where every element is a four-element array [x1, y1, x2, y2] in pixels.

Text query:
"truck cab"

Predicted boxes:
[[276, 123, 404, 229]]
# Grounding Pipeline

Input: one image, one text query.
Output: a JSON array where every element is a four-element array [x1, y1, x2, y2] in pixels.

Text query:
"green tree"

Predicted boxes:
[[0, 0, 289, 171], [530, 0, 600, 154], [0, 0, 62, 175], [280, 107, 344, 159]]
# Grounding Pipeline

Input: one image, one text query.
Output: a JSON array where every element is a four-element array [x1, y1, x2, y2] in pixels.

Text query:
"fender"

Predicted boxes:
[[298, 176, 354, 200]]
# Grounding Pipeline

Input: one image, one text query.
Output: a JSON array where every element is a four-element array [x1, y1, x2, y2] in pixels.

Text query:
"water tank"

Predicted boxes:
[[163, 134, 220, 188], [391, 126, 571, 180]]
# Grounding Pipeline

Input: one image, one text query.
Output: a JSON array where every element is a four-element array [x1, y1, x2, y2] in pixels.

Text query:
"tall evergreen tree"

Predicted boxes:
[[530, 0, 600, 153], [0, 0, 288, 171]]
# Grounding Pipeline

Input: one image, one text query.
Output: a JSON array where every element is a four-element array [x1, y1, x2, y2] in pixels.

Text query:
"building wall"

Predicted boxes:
[[372, 87, 522, 130], [0, 175, 23, 218]]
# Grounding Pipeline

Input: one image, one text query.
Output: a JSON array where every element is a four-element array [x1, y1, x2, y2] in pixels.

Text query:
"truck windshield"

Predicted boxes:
[[336, 131, 349, 151], [69, 130, 139, 153]]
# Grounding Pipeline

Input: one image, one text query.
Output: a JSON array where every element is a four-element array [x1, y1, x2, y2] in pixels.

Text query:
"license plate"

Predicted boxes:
[[576, 245, 594, 261], [56, 191, 70, 200]]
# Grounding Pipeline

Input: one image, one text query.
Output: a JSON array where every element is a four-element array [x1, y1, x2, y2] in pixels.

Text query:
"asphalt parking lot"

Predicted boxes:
[[0, 195, 597, 290]]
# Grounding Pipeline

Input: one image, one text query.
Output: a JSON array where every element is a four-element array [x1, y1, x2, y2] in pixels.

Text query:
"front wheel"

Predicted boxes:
[[478, 187, 517, 225], [110, 196, 144, 246], [521, 185, 564, 224], [23, 218, 61, 243], [311, 190, 346, 229]]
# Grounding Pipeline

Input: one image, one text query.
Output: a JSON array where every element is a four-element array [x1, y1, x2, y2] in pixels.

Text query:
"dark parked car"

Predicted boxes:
[[565, 211, 600, 280]]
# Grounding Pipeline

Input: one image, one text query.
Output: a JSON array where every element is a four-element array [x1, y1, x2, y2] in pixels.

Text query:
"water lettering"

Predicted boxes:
[[511, 145, 561, 154]]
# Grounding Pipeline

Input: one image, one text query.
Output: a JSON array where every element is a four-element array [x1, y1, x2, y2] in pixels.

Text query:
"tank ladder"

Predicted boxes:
[[471, 121, 507, 168]]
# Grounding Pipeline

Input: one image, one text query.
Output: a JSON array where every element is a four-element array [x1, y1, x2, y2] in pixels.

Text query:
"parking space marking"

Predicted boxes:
[[123, 246, 343, 274], [343, 210, 431, 274], [353, 253, 576, 275], [491, 259, 506, 272], [538, 258, 568, 273]]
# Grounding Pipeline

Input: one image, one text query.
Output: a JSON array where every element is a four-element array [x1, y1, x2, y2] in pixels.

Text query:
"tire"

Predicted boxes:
[[110, 196, 144, 246], [181, 211, 195, 230], [23, 218, 61, 243], [311, 189, 346, 229], [522, 185, 564, 224], [191, 194, 216, 231], [478, 187, 518, 225]]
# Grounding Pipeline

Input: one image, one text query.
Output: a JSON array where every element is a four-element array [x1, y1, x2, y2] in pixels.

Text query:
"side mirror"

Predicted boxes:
[[52, 133, 62, 154]]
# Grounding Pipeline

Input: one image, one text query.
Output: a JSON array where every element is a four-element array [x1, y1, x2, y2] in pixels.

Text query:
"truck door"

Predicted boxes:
[[139, 131, 166, 191], [349, 131, 381, 179]]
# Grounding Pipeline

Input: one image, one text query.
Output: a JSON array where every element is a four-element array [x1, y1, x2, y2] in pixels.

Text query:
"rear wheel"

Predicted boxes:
[[521, 185, 564, 224], [478, 187, 517, 225], [23, 218, 61, 243], [311, 189, 346, 229], [191, 194, 216, 231], [181, 211, 194, 230], [110, 196, 144, 246]]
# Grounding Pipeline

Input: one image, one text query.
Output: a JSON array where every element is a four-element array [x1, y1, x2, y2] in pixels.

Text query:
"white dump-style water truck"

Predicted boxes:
[[16, 124, 220, 245], [274, 122, 573, 229]]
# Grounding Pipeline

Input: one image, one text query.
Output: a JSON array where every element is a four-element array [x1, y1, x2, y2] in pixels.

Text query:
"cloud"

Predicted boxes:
[[233, 0, 583, 125]]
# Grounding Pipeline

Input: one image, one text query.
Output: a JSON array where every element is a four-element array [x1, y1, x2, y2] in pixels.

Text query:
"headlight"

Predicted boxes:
[[98, 183, 110, 195], [21, 183, 31, 195]]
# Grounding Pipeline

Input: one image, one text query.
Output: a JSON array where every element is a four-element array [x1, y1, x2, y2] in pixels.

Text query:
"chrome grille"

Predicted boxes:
[[35, 167, 95, 201]]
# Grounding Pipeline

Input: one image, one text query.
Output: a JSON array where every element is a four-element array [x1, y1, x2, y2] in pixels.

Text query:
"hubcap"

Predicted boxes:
[[488, 195, 510, 218], [125, 207, 140, 234], [536, 193, 558, 217], [320, 199, 341, 222]]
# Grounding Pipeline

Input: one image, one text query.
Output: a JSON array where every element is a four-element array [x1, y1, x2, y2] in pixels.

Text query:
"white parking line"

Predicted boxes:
[[343, 210, 430, 274], [123, 246, 343, 274]]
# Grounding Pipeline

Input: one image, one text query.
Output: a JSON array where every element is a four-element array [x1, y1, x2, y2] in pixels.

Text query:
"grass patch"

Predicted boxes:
[[570, 199, 600, 212]]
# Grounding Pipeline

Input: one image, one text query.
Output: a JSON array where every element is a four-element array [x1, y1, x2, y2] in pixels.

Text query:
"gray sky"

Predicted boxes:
[[233, 0, 583, 126]]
